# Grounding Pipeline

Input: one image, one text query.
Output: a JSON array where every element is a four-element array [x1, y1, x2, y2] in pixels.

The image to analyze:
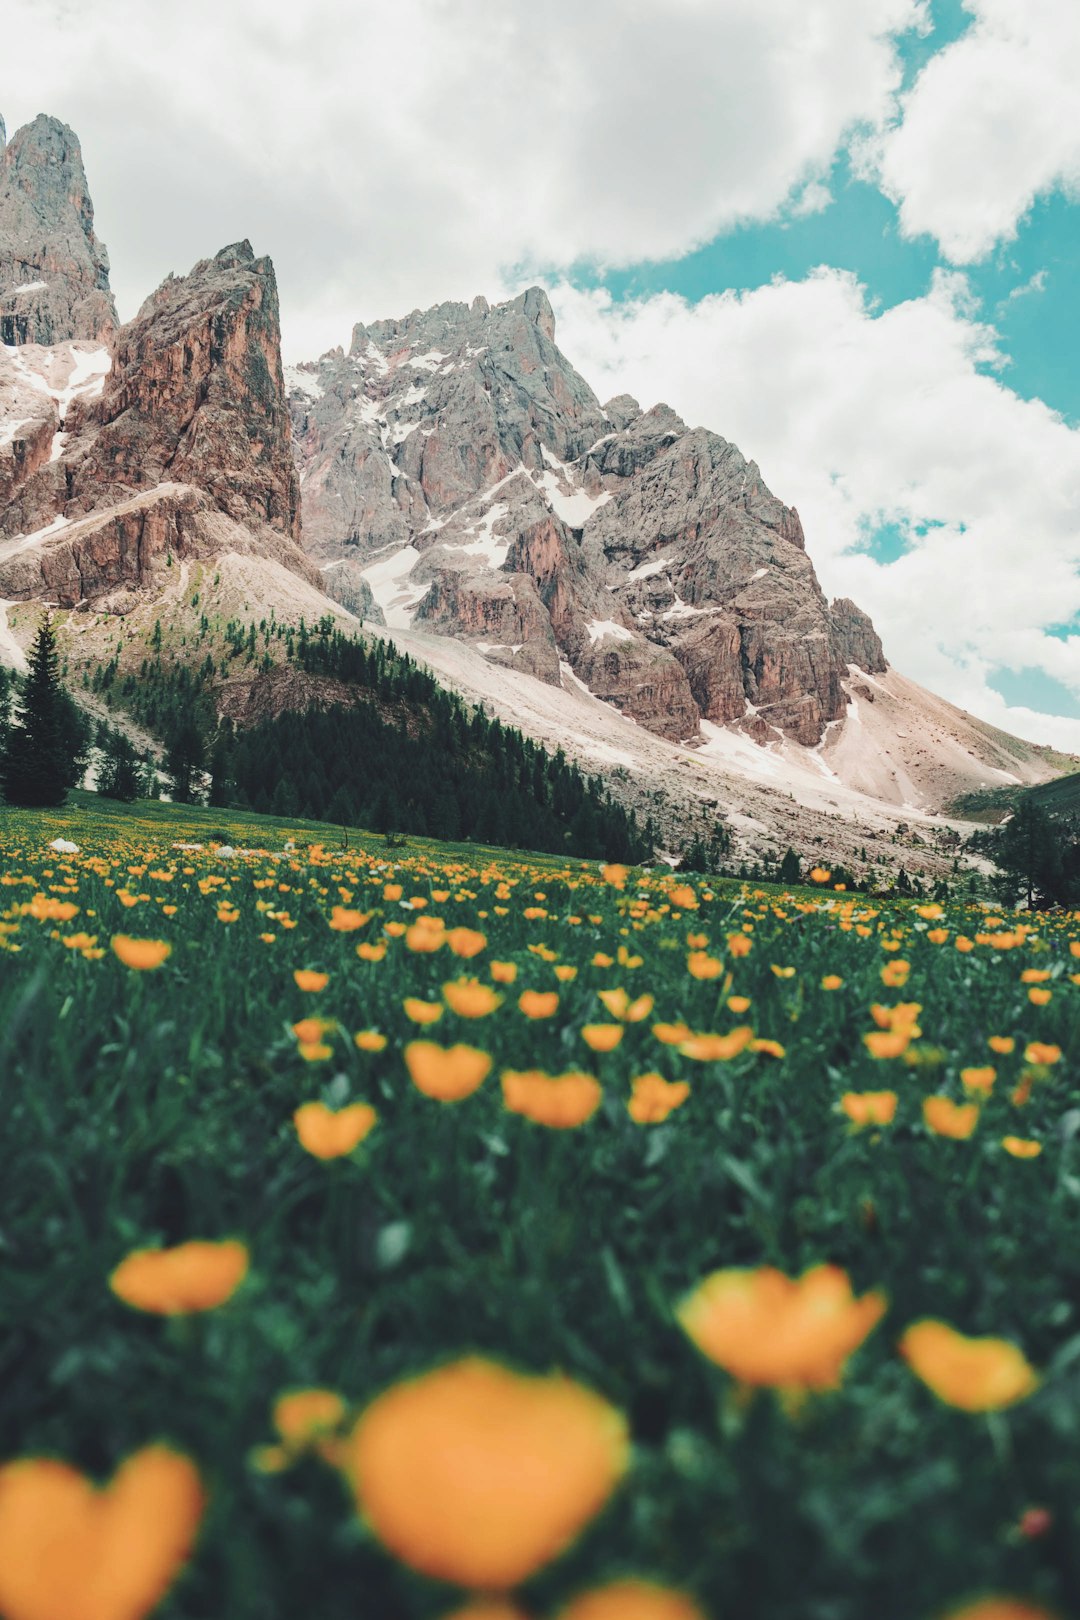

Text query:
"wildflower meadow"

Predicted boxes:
[[2, 794, 1080, 1620]]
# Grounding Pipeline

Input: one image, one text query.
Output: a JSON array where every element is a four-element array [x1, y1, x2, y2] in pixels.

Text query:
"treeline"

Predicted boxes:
[[90, 618, 653, 861], [967, 797, 1080, 909]]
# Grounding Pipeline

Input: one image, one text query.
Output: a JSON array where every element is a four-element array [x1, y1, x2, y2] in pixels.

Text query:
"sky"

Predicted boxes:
[[5, 0, 1080, 749]]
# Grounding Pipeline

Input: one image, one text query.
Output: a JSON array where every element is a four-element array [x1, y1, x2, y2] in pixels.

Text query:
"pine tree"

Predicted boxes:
[[165, 717, 206, 806], [0, 616, 75, 807], [97, 728, 141, 802]]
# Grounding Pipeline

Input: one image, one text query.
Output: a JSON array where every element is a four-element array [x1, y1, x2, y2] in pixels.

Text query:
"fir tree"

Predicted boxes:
[[0, 616, 76, 807], [97, 728, 141, 802], [165, 717, 206, 806]]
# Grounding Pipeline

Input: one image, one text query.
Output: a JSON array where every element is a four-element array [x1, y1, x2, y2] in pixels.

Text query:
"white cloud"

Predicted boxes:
[[5, 0, 922, 356], [867, 0, 1080, 262], [546, 270, 1080, 749]]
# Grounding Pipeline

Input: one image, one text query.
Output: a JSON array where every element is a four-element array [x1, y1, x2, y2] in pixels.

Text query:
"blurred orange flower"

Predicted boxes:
[[347, 1356, 628, 1588], [627, 1073, 690, 1124], [558, 1580, 707, 1619], [900, 1320, 1038, 1411], [111, 936, 171, 971], [503, 1070, 602, 1128], [678, 1264, 885, 1390], [0, 1447, 205, 1620], [405, 1042, 492, 1101], [293, 1102, 377, 1159], [923, 1097, 979, 1139], [443, 979, 502, 1018], [840, 1091, 897, 1128], [519, 989, 559, 1019], [293, 970, 329, 992], [110, 1240, 249, 1315]]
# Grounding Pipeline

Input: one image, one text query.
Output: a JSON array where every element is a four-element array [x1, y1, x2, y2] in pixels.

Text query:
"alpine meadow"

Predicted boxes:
[[3, 4, 1080, 1619]]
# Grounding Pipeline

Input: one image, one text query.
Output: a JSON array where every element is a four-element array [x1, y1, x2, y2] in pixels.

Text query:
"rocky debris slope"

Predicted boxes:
[[0, 114, 117, 346], [0, 242, 312, 607], [289, 290, 883, 747]]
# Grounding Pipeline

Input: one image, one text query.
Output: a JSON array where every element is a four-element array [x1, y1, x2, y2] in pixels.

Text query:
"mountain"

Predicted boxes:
[[0, 114, 117, 347], [0, 110, 1070, 875], [289, 290, 885, 749]]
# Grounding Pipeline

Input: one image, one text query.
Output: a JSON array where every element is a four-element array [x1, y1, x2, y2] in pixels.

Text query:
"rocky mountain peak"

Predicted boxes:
[[0, 113, 117, 346], [288, 286, 890, 748]]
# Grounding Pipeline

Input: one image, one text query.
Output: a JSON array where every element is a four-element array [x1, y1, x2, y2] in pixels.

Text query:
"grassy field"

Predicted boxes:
[[2, 794, 1080, 1620]]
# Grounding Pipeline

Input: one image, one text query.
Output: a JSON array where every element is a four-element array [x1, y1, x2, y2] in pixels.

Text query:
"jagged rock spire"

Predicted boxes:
[[0, 113, 117, 345]]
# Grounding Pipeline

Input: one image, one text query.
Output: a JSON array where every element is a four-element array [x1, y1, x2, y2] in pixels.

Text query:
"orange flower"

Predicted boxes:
[[923, 1097, 979, 1139], [293, 1017, 333, 1045], [727, 995, 752, 1014], [628, 1074, 690, 1125], [110, 1240, 249, 1315], [652, 1022, 692, 1046], [678, 1264, 886, 1390], [111, 936, 171, 972], [405, 1042, 492, 1102], [668, 884, 696, 909], [597, 988, 654, 1022], [443, 979, 502, 1019], [404, 997, 444, 1025], [961, 1066, 997, 1095], [273, 1388, 347, 1447], [293, 970, 329, 993], [555, 964, 578, 982], [347, 1357, 628, 1588], [1002, 1136, 1042, 1159], [821, 975, 843, 990], [558, 1583, 706, 1619], [880, 959, 910, 988], [1028, 987, 1052, 1006], [751, 1038, 786, 1059], [840, 1091, 898, 1128], [770, 964, 795, 979], [491, 961, 519, 984], [1025, 1042, 1061, 1066], [727, 932, 753, 957], [809, 867, 832, 884], [405, 917, 446, 953], [354, 1030, 387, 1052], [328, 906, 369, 932], [679, 1028, 753, 1062], [357, 942, 387, 962], [0, 1446, 205, 1620], [899, 1320, 1039, 1411], [863, 1030, 911, 1060], [989, 1035, 1016, 1054], [686, 952, 723, 980], [503, 1070, 603, 1128], [447, 927, 487, 958], [293, 1102, 378, 1159], [519, 989, 560, 1019], [581, 1024, 624, 1052], [602, 864, 629, 889], [440, 1604, 530, 1620]]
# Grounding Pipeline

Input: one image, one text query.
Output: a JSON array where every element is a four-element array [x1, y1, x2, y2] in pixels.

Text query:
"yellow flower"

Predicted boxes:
[[443, 979, 502, 1019], [558, 1581, 707, 1619], [347, 1357, 628, 1588], [354, 1029, 387, 1052], [293, 970, 329, 992], [840, 1091, 897, 1127], [503, 1071, 603, 1128], [294, 1101, 378, 1159], [679, 1027, 753, 1062], [1002, 1136, 1042, 1159], [627, 1073, 690, 1124], [923, 1096, 979, 1139], [404, 1042, 492, 1101], [770, 964, 795, 979], [0, 1447, 205, 1620], [581, 1024, 624, 1052], [899, 1320, 1039, 1411], [519, 989, 559, 1019], [678, 1264, 886, 1390], [110, 1240, 249, 1314], [404, 997, 444, 1025], [111, 935, 171, 972]]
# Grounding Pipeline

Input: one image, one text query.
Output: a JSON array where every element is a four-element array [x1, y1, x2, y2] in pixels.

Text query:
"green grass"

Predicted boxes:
[[2, 796, 1080, 1619]]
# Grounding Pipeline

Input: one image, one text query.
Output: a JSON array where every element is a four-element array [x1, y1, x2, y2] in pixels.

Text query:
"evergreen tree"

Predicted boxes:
[[0, 616, 76, 807], [165, 717, 206, 806], [97, 728, 141, 802], [989, 798, 1069, 909], [778, 847, 802, 885]]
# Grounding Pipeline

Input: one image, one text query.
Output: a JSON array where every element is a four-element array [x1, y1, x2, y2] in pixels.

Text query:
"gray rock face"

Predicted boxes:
[[0, 115, 117, 346], [289, 288, 889, 747]]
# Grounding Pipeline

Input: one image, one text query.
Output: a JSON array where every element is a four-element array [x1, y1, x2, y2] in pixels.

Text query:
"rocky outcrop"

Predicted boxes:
[[830, 597, 887, 674], [0, 115, 117, 346], [73, 242, 299, 539], [289, 287, 892, 750]]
